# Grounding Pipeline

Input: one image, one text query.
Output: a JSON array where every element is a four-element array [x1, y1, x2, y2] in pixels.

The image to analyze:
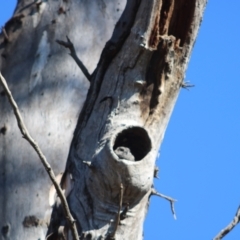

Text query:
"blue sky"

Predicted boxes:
[[1, 1, 240, 240]]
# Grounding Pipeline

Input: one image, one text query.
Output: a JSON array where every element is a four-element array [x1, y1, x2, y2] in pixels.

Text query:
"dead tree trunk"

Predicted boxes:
[[49, 0, 207, 239], [0, 0, 207, 240]]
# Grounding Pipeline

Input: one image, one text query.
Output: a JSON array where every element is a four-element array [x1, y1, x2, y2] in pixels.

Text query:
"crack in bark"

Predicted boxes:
[[143, 0, 197, 119], [145, 36, 175, 113], [159, 0, 175, 35], [46, 0, 207, 239], [168, 0, 196, 46]]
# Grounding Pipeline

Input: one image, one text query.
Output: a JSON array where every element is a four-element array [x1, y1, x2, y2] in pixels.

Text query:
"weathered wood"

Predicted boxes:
[[0, 0, 207, 239], [51, 0, 207, 239]]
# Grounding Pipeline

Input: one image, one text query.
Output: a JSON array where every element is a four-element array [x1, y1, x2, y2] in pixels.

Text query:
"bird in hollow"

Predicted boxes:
[[114, 146, 135, 161]]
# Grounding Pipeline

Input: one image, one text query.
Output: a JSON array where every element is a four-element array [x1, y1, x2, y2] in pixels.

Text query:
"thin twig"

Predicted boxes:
[[56, 36, 91, 81], [181, 81, 195, 90], [213, 205, 240, 240], [0, 72, 79, 240], [109, 183, 123, 239], [151, 188, 177, 219]]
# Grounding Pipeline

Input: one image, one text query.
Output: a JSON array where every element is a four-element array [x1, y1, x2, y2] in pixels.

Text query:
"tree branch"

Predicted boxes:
[[213, 205, 240, 240], [0, 72, 79, 240], [181, 81, 195, 90], [151, 188, 177, 219], [56, 36, 91, 82]]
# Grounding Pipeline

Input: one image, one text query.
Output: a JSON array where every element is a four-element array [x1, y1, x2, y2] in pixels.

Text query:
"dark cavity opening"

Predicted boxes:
[[0, 126, 7, 135], [1, 224, 10, 236], [113, 127, 151, 161]]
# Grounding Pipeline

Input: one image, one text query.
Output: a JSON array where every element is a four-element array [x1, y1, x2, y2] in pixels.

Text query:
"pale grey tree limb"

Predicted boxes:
[[151, 188, 177, 219], [0, 72, 79, 240], [213, 205, 240, 240], [56, 36, 91, 82]]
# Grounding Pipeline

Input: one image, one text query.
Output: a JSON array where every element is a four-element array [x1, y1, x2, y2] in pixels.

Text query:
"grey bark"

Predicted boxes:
[[0, 1, 124, 239], [0, 0, 207, 240]]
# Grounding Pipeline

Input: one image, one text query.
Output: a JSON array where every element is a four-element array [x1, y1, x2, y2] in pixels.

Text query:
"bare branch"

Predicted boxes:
[[0, 72, 79, 240], [56, 36, 91, 81], [151, 188, 177, 219], [213, 205, 240, 240], [181, 81, 195, 90]]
